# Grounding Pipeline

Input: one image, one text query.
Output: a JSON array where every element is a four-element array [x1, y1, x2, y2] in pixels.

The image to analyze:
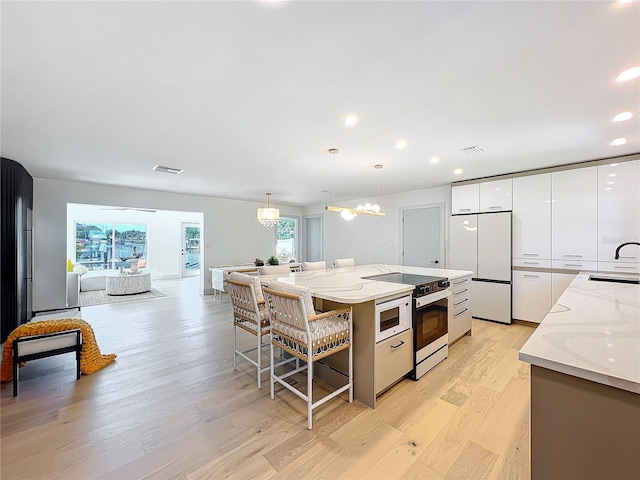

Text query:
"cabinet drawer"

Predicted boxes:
[[449, 307, 472, 344], [449, 275, 471, 288], [512, 258, 552, 268], [375, 329, 413, 394], [597, 262, 640, 274], [551, 260, 598, 271]]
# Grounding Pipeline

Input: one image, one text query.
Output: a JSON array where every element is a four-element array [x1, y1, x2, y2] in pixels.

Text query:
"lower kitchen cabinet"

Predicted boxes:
[[375, 328, 413, 394], [551, 272, 576, 305], [449, 274, 472, 342], [512, 271, 551, 323]]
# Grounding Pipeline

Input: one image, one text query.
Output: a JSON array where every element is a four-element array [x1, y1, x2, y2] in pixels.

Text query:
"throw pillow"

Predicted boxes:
[[67, 259, 73, 272], [137, 259, 147, 268], [229, 271, 264, 304], [73, 264, 89, 276], [267, 280, 315, 318]]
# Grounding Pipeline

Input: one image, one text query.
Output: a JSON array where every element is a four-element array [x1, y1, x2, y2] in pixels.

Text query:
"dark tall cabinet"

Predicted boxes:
[[1, 158, 34, 343]]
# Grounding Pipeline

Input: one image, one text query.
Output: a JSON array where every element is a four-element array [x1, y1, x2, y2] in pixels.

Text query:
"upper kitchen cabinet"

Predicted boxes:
[[597, 160, 640, 263], [451, 184, 479, 214], [479, 178, 513, 212], [512, 173, 551, 261], [551, 166, 598, 262]]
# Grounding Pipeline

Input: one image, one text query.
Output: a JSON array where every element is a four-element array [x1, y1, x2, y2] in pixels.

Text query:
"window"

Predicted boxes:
[[276, 217, 298, 263], [75, 222, 147, 270]]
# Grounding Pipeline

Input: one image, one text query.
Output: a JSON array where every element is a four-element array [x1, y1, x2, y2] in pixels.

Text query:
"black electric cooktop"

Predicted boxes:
[[361, 272, 446, 285]]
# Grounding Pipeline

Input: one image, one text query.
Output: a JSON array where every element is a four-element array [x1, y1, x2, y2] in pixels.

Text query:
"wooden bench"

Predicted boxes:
[[12, 329, 82, 396]]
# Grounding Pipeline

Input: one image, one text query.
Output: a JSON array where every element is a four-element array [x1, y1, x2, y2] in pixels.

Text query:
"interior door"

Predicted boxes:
[[402, 205, 443, 267], [304, 216, 322, 262], [181, 222, 201, 277]]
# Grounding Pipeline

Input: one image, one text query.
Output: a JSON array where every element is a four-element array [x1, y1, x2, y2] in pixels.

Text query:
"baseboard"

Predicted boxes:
[[513, 319, 540, 328]]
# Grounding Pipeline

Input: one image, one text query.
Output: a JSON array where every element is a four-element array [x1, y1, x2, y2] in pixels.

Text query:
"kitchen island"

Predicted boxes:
[[260, 264, 473, 408], [519, 273, 640, 480]]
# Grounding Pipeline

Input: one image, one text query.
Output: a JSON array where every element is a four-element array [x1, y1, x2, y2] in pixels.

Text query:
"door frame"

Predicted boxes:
[[398, 202, 446, 267], [302, 214, 323, 262], [181, 222, 201, 277]]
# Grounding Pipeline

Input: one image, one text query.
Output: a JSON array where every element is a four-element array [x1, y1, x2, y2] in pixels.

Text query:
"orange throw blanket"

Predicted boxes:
[[1, 318, 117, 382]]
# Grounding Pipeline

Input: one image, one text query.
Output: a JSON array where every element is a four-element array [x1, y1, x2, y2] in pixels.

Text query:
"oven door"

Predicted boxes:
[[414, 291, 450, 352]]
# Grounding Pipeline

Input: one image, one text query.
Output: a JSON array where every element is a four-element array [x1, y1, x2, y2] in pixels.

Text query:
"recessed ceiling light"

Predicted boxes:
[[344, 114, 359, 127], [609, 173, 618, 177], [607, 181, 615, 185], [605, 187, 613, 191], [612, 111, 633, 122], [430, 156, 440, 164], [610, 163, 620, 167], [616, 67, 640, 82], [609, 137, 627, 146], [395, 139, 407, 149], [454, 168, 463, 175]]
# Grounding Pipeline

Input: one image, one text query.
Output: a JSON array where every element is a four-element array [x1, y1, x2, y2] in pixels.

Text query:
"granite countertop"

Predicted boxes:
[[519, 273, 640, 394], [259, 264, 473, 304]]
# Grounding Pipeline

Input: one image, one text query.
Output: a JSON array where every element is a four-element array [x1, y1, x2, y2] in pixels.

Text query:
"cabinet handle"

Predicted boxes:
[[488, 206, 502, 210], [523, 253, 539, 257], [614, 266, 636, 270], [454, 308, 469, 317], [618, 256, 637, 260], [452, 278, 468, 285], [459, 208, 471, 212], [453, 288, 469, 295], [390, 341, 405, 349], [454, 298, 469, 306], [523, 274, 539, 278], [564, 254, 583, 258], [523, 262, 539, 265], [564, 264, 583, 267]]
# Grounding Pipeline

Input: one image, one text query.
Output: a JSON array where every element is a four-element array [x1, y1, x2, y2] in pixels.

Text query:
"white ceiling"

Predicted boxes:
[[2, 1, 639, 207]]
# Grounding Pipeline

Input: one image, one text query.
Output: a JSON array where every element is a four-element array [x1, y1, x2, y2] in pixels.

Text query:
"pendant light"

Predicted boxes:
[[257, 192, 280, 228], [324, 149, 385, 220]]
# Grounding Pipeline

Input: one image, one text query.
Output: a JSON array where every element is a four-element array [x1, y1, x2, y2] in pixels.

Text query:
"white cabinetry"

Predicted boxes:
[[452, 184, 479, 214], [551, 273, 576, 306], [480, 178, 513, 212], [512, 173, 551, 260], [449, 215, 477, 276], [512, 271, 551, 323], [597, 160, 640, 263], [551, 167, 598, 261], [449, 274, 472, 343], [375, 329, 413, 394]]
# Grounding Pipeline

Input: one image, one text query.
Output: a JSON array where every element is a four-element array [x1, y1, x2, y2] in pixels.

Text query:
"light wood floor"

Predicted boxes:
[[1, 277, 535, 480]]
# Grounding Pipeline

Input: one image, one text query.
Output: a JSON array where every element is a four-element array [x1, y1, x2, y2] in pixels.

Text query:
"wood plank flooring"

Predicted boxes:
[[1, 277, 535, 479]]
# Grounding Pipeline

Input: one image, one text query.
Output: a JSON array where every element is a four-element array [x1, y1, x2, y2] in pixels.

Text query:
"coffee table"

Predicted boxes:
[[106, 273, 151, 296]]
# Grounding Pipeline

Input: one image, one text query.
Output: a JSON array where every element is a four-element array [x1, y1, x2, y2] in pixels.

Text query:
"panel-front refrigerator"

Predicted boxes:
[[450, 211, 512, 324]]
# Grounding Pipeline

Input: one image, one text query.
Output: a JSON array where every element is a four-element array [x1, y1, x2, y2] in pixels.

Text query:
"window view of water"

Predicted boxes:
[[76, 222, 147, 270]]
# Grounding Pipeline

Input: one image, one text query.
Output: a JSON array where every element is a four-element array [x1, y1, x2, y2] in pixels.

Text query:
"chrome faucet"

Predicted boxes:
[[614, 242, 640, 259]]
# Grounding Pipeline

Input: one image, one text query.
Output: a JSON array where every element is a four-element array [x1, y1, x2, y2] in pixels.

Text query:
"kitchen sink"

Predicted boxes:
[[588, 275, 640, 285]]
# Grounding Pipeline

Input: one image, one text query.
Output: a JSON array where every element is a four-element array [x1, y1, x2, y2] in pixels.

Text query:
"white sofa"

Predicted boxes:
[[80, 270, 121, 292], [67, 272, 80, 306]]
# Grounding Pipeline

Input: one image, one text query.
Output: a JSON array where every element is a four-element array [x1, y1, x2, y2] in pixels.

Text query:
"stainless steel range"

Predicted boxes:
[[362, 272, 451, 380]]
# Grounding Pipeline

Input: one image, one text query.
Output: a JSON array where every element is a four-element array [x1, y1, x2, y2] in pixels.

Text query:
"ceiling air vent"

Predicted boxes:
[[459, 145, 486, 155], [153, 165, 183, 174]]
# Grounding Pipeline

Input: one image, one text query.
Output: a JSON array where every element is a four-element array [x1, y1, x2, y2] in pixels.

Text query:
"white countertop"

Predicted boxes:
[[519, 273, 640, 394], [259, 264, 473, 303]]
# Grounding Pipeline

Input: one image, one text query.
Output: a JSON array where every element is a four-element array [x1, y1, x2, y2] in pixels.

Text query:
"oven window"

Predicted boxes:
[[415, 298, 448, 351], [379, 306, 400, 332]]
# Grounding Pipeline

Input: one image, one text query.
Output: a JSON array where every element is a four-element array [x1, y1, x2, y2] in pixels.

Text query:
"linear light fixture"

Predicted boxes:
[[323, 149, 386, 220], [324, 205, 386, 217]]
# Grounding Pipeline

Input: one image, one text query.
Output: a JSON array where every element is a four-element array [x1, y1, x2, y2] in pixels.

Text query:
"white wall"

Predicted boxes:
[[305, 185, 451, 266], [66, 204, 203, 278], [34, 178, 302, 311]]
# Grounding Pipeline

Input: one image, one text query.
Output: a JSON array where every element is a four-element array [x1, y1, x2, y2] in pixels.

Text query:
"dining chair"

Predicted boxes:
[[263, 281, 353, 429], [333, 258, 355, 268], [302, 261, 327, 271]]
